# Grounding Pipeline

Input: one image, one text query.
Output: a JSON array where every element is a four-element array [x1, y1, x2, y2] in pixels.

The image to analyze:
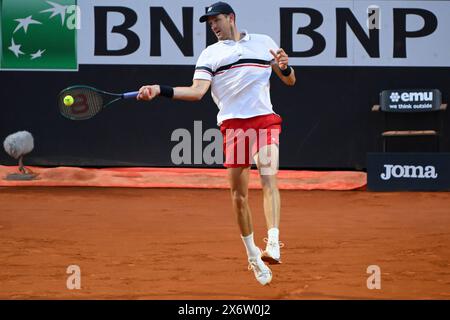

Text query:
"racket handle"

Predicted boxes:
[[122, 91, 139, 99]]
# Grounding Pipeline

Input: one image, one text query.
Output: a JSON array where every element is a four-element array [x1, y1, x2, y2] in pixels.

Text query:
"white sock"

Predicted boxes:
[[241, 233, 260, 258], [268, 227, 279, 243]]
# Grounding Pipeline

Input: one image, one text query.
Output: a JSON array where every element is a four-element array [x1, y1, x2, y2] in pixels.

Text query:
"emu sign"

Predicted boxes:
[[380, 89, 442, 112]]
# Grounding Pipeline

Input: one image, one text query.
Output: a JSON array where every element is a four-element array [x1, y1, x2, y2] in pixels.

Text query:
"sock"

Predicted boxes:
[[268, 227, 279, 243], [241, 233, 260, 258]]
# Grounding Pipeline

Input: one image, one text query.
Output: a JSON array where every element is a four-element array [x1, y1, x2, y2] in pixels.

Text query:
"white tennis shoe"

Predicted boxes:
[[262, 238, 284, 264], [248, 251, 272, 286]]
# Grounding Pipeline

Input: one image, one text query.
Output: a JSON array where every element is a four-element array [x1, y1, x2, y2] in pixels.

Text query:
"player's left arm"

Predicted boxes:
[[270, 48, 296, 86]]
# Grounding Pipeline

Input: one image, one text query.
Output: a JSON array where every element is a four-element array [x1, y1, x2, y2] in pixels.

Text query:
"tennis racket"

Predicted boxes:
[[58, 85, 139, 120]]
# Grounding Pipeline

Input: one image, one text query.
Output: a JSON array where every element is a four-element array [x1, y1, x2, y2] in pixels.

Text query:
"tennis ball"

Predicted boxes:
[[63, 95, 74, 107]]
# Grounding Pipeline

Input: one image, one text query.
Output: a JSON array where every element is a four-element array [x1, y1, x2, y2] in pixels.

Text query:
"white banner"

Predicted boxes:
[[77, 0, 450, 66]]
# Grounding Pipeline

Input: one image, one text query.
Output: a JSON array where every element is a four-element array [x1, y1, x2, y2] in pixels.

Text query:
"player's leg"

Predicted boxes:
[[254, 143, 283, 264], [228, 166, 254, 237], [228, 166, 272, 285], [255, 144, 280, 229]]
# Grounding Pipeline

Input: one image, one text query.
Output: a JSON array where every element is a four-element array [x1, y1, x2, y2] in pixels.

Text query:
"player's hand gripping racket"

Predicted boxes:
[[58, 85, 139, 120]]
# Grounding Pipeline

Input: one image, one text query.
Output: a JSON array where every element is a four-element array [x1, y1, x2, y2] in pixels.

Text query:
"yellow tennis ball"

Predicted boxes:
[[63, 95, 74, 107]]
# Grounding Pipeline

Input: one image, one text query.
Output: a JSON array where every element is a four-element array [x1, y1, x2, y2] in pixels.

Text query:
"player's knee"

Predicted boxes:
[[231, 191, 248, 208], [260, 175, 277, 191]]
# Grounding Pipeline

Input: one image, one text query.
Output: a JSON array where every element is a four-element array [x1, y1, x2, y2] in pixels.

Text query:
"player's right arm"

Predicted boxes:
[[137, 80, 211, 102]]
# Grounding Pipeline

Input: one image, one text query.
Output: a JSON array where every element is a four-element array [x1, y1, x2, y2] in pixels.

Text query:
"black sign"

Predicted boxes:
[[380, 89, 442, 112], [367, 153, 450, 191]]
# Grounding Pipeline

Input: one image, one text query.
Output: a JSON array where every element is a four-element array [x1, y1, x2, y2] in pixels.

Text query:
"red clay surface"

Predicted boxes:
[[0, 187, 449, 299]]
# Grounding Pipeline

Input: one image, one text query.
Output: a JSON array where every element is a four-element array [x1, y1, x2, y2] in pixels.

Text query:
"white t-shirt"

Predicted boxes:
[[193, 31, 279, 125]]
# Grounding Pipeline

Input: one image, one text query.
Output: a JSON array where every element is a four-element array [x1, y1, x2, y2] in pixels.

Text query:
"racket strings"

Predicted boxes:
[[59, 88, 104, 120]]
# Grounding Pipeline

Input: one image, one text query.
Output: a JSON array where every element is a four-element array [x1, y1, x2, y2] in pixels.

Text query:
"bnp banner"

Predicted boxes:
[[1, 0, 450, 69], [0, 0, 77, 70]]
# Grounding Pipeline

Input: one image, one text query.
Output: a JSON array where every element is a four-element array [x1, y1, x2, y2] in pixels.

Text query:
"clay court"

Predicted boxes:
[[1, 0, 450, 305], [1, 185, 449, 299]]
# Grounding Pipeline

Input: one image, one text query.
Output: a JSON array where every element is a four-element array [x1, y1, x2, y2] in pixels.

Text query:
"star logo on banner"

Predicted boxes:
[[8, 38, 25, 57], [40, 1, 69, 25], [30, 49, 46, 60], [13, 15, 42, 34], [6, 1, 75, 62]]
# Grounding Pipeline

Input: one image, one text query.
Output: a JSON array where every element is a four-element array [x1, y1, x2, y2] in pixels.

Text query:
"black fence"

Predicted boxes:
[[1, 65, 449, 169]]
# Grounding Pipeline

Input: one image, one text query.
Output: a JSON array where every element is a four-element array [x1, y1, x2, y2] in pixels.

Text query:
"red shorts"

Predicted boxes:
[[220, 114, 282, 168]]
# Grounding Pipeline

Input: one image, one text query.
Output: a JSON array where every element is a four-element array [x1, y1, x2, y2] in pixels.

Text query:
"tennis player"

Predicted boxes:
[[137, 1, 296, 285]]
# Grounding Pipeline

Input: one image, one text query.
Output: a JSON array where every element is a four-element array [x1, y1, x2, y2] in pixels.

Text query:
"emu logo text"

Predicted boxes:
[[390, 91, 434, 103]]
